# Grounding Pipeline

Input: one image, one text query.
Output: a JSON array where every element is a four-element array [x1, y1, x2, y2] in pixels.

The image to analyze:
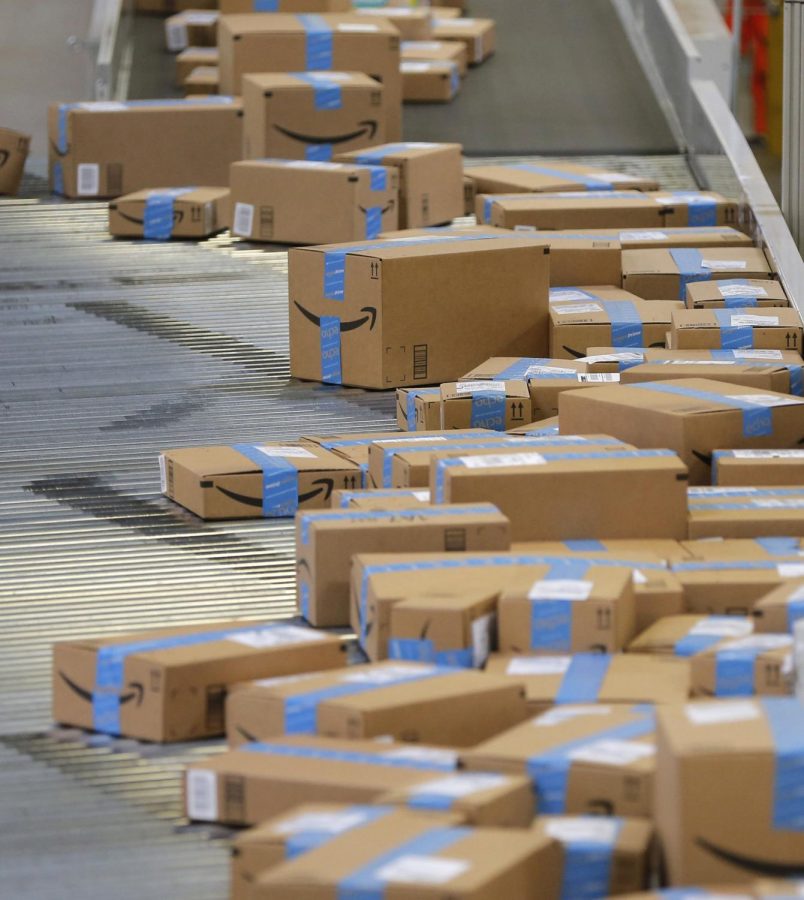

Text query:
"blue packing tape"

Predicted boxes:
[[564, 540, 606, 551], [470, 390, 507, 430], [306, 143, 333, 161], [297, 14, 333, 71], [496, 358, 553, 379], [761, 697, 804, 830], [361, 165, 388, 191], [379, 434, 505, 488], [254, 0, 279, 9], [674, 629, 730, 657], [669, 248, 709, 300], [299, 581, 310, 620], [319, 315, 342, 384], [789, 599, 804, 631], [449, 62, 460, 96], [688, 498, 804, 511], [690, 486, 804, 500], [530, 424, 560, 434], [143, 188, 195, 241], [673, 560, 782, 572], [404, 388, 439, 430], [601, 300, 643, 348], [714, 308, 755, 350], [232, 443, 299, 516], [243, 741, 456, 771], [53, 162, 64, 195], [558, 819, 623, 900], [509, 163, 614, 190], [715, 278, 758, 309], [669, 192, 718, 227], [555, 653, 611, 703], [389, 638, 474, 668], [714, 644, 760, 696], [530, 559, 592, 652], [364, 207, 382, 239], [756, 536, 803, 555], [285, 806, 392, 859], [483, 196, 493, 223], [293, 72, 343, 110]]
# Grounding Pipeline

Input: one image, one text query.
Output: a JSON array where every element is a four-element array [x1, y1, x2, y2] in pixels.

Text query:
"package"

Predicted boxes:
[[438, 381, 532, 431], [648, 190, 739, 226], [620, 360, 803, 396], [656, 698, 804, 884], [753, 580, 804, 633], [183, 65, 219, 95], [712, 449, 804, 485], [288, 234, 550, 388], [219, 0, 351, 10], [254, 820, 561, 899], [670, 307, 803, 353], [479, 191, 668, 230], [218, 13, 402, 140], [296, 502, 510, 626], [462, 702, 658, 817], [530, 816, 654, 898], [164, 10, 219, 52], [519, 538, 689, 564], [335, 142, 463, 229], [401, 38, 468, 76], [583, 347, 804, 374], [397, 387, 442, 430], [160, 442, 361, 519], [509, 416, 560, 436], [558, 377, 804, 485], [48, 97, 242, 199], [0, 126, 30, 195], [432, 17, 496, 64], [629, 614, 755, 655], [230, 159, 398, 244], [549, 292, 682, 359], [175, 47, 219, 85], [242, 72, 386, 162], [561, 225, 754, 249], [686, 278, 789, 309], [688, 486, 804, 539], [688, 634, 794, 697], [52, 621, 344, 742], [464, 163, 658, 195], [484, 654, 691, 714], [682, 535, 804, 561], [432, 447, 689, 541], [356, 6, 433, 39], [401, 59, 461, 102], [330, 487, 432, 509], [108, 187, 229, 240], [622, 248, 775, 300]]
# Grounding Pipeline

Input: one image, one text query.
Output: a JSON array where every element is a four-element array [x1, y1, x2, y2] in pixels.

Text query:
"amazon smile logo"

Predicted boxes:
[[0, 150, 8, 168], [358, 202, 394, 216], [293, 301, 377, 332], [59, 670, 144, 707], [215, 477, 334, 507], [274, 120, 378, 146], [114, 208, 184, 227], [696, 835, 804, 877]]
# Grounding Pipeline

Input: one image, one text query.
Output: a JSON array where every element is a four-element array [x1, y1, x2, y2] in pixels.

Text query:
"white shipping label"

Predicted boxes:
[[731, 450, 804, 458], [227, 625, 326, 648], [78, 101, 128, 112], [685, 700, 760, 725], [186, 769, 218, 821], [455, 380, 506, 393], [632, 569, 647, 585], [582, 352, 644, 364], [668, 360, 736, 366], [534, 705, 612, 727], [76, 164, 99, 197], [375, 436, 447, 444], [405, 42, 444, 50], [690, 617, 753, 638], [618, 231, 668, 240], [576, 373, 620, 383], [549, 290, 593, 303], [727, 394, 804, 408], [306, 72, 353, 82], [754, 498, 804, 509], [401, 61, 437, 72], [471, 612, 494, 668], [381, 747, 458, 767], [445, 19, 478, 26], [409, 773, 507, 798], [232, 202, 254, 237], [507, 656, 571, 676], [730, 314, 779, 327], [185, 11, 218, 24], [285, 160, 343, 169], [719, 283, 768, 298], [525, 365, 578, 376], [342, 664, 434, 684], [337, 22, 380, 31], [778, 564, 804, 578], [528, 579, 593, 601], [600, 173, 641, 183], [275, 810, 370, 836], [158, 454, 167, 494], [569, 739, 655, 766], [253, 445, 316, 458], [790, 584, 804, 601], [553, 303, 604, 315], [458, 452, 546, 469], [377, 855, 469, 886], [166, 21, 189, 51], [734, 349, 783, 359], [412, 490, 431, 501], [722, 635, 792, 651], [252, 672, 318, 688], [688, 486, 757, 495], [545, 817, 620, 844], [701, 259, 747, 270]]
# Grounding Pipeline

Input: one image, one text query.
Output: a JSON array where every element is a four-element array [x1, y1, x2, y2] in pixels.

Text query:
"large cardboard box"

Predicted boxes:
[[401, 38, 468, 76], [296, 502, 510, 626], [534, 225, 753, 250], [688, 634, 794, 697], [686, 278, 789, 309], [711, 451, 804, 485], [629, 613, 754, 655], [108, 187, 229, 240], [218, 13, 403, 139], [48, 97, 242, 199], [622, 248, 775, 301], [432, 447, 689, 541], [288, 235, 550, 388], [683, 534, 804, 561], [335, 142, 464, 228], [164, 10, 218, 52], [0, 127, 30, 195], [242, 72, 386, 162], [439, 380, 532, 431], [397, 386, 442, 430], [229, 158, 399, 244], [479, 191, 667, 230], [175, 46, 219, 86], [753, 580, 804, 633], [558, 377, 804, 485], [52, 621, 344, 742], [670, 307, 803, 353], [649, 190, 739, 226], [432, 17, 496, 64], [160, 442, 361, 519], [401, 59, 462, 102], [463, 163, 658, 194], [331, 486, 432, 509], [462, 702, 658, 817], [688, 486, 804, 539], [656, 698, 804, 884], [620, 360, 802, 395]]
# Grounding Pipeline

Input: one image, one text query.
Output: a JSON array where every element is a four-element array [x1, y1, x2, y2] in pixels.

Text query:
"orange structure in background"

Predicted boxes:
[[725, 0, 771, 137]]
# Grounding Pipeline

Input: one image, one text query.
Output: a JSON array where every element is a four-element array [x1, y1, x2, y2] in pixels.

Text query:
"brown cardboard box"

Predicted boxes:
[[712, 451, 804, 485], [688, 486, 804, 539], [753, 579, 804, 633], [517, 539, 690, 564], [686, 278, 789, 309], [628, 613, 755, 655], [401, 38, 468, 76], [479, 191, 667, 230], [218, 13, 402, 140], [558, 377, 804, 485], [464, 163, 659, 195], [432, 17, 496, 64], [397, 387, 442, 430], [582, 346, 804, 374], [622, 248, 775, 301], [183, 65, 219, 95], [288, 235, 550, 389], [160, 442, 361, 519], [530, 816, 655, 897], [432, 447, 689, 541], [330, 487, 432, 509], [0, 126, 30, 195], [688, 634, 794, 697], [254, 820, 562, 899], [356, 6, 433, 40], [53, 620, 345, 742], [108, 187, 229, 240], [230, 158, 398, 244], [559, 225, 754, 249], [670, 307, 803, 353], [335, 142, 464, 229], [648, 190, 739, 226], [242, 72, 386, 162], [620, 360, 801, 395], [296, 502, 510, 626], [483, 654, 691, 714], [48, 97, 243, 199], [656, 698, 804, 884], [508, 415, 560, 436], [401, 59, 462, 102], [682, 534, 804, 561], [462, 702, 658, 816], [175, 47, 219, 86], [463, 174, 476, 215], [439, 380, 532, 431], [164, 10, 219, 52]]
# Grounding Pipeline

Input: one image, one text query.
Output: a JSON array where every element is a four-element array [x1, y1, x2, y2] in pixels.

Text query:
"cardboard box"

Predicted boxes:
[[688, 634, 794, 697], [530, 816, 654, 898], [48, 97, 242, 199], [52, 621, 344, 742], [582, 346, 804, 374], [183, 65, 219, 95], [175, 46, 219, 86], [296, 502, 511, 626], [713, 450, 804, 485], [397, 386, 442, 430], [401, 38, 468, 76], [230, 158, 398, 244], [0, 126, 30, 195], [218, 13, 402, 140], [401, 59, 461, 102], [558, 377, 804, 486], [670, 307, 803, 353], [164, 10, 218, 52], [622, 248, 775, 301], [462, 701, 658, 817], [628, 613, 755, 655], [335, 142, 463, 228], [432, 447, 689, 542], [108, 187, 229, 240], [220, 0, 351, 10], [439, 380, 532, 431], [517, 538, 689, 564], [483, 654, 691, 715], [656, 698, 804, 884], [288, 235, 550, 388], [648, 190, 739, 226], [508, 415, 560, 436], [330, 487, 432, 509], [558, 225, 755, 249], [254, 820, 562, 899], [464, 163, 659, 195], [682, 534, 804, 561], [686, 278, 789, 309], [242, 72, 386, 162], [356, 6, 433, 39], [620, 360, 802, 395], [479, 191, 668, 230], [160, 442, 361, 519], [753, 580, 804, 633], [432, 17, 496, 64], [688, 486, 804, 539]]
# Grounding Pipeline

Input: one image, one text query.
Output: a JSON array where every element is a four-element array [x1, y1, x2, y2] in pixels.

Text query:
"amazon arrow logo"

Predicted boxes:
[[294, 301, 377, 332], [236, 723, 259, 744], [692, 450, 713, 468], [274, 120, 378, 146], [0, 150, 8, 168], [59, 670, 144, 707], [358, 202, 394, 216], [695, 836, 804, 877], [114, 208, 184, 227], [215, 477, 334, 508]]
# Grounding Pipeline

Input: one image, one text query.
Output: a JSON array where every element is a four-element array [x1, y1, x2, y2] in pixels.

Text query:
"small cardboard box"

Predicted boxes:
[[335, 142, 463, 228], [0, 126, 30, 195], [712, 451, 804, 485], [753, 580, 804, 633], [356, 6, 433, 40], [175, 46, 219, 86], [432, 17, 496, 64], [620, 360, 802, 395], [683, 534, 804, 561], [296, 502, 510, 626], [288, 235, 550, 389], [230, 159, 398, 244], [629, 613, 755, 655], [479, 191, 667, 230], [160, 442, 361, 519], [568, 225, 754, 249], [432, 447, 689, 542], [670, 307, 803, 353], [397, 386, 442, 430], [183, 65, 219, 95], [462, 701, 658, 817], [48, 97, 243, 199], [401, 38, 468, 76], [254, 820, 562, 899], [558, 377, 804, 485], [688, 634, 794, 697], [401, 59, 461, 102], [242, 72, 386, 162], [219, 0, 351, 10], [53, 621, 345, 742], [330, 487, 432, 509], [165, 10, 218, 52], [218, 13, 402, 140], [483, 654, 691, 714], [656, 698, 804, 884], [464, 163, 658, 195], [439, 380, 532, 431], [622, 248, 775, 300], [688, 486, 804, 539], [648, 190, 739, 226], [583, 347, 804, 373], [108, 187, 229, 240], [686, 278, 789, 309]]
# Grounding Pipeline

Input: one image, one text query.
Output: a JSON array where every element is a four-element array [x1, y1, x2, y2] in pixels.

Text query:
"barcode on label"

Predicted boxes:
[[576, 373, 620, 383], [232, 203, 254, 238], [413, 344, 428, 380], [186, 769, 218, 821], [166, 21, 189, 51], [76, 164, 99, 197], [158, 454, 167, 494]]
